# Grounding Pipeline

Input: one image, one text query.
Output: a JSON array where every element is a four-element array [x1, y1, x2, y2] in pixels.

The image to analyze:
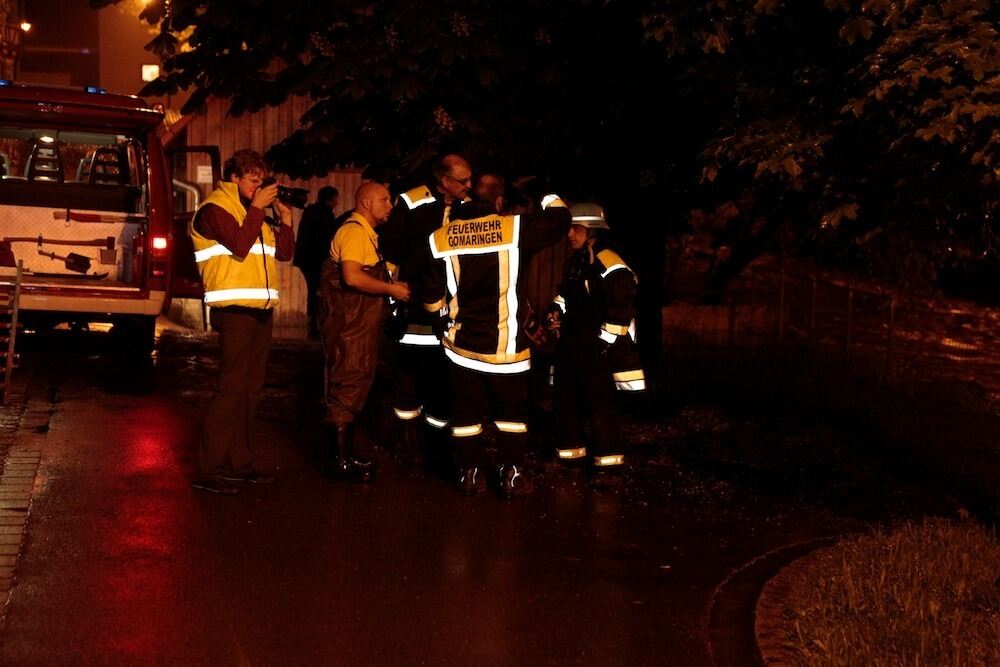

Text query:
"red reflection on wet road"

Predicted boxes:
[[91, 404, 192, 661]]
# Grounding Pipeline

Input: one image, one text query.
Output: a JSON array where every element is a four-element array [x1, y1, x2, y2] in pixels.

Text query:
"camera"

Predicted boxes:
[[260, 177, 309, 209]]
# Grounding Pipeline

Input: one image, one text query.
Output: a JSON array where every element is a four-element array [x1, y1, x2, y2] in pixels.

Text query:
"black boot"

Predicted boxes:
[[423, 421, 451, 476], [322, 423, 376, 483], [458, 466, 486, 495], [497, 464, 533, 499]]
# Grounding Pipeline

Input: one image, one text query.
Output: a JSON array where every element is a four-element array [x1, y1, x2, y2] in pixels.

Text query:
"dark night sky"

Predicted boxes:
[[20, 0, 99, 86]]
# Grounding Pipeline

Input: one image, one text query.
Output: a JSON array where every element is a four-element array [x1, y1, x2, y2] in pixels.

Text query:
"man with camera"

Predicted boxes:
[[189, 149, 295, 495], [320, 182, 410, 482]]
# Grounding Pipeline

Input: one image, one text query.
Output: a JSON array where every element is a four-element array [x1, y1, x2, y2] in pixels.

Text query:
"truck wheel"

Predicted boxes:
[[111, 316, 156, 358]]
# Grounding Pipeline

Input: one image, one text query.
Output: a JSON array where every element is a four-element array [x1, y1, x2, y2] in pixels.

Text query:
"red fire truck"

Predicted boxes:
[[0, 81, 214, 354]]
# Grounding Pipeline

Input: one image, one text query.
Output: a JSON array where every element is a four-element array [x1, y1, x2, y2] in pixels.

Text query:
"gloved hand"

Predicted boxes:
[[432, 312, 451, 340], [384, 306, 407, 342]]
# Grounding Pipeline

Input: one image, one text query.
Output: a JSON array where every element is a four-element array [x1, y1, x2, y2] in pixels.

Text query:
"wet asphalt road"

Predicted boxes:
[[0, 324, 954, 666]]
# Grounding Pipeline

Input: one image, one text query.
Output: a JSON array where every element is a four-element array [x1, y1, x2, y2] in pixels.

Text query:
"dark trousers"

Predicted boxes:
[[448, 362, 528, 468], [304, 273, 321, 335], [199, 307, 273, 477], [393, 343, 452, 423], [553, 333, 621, 457]]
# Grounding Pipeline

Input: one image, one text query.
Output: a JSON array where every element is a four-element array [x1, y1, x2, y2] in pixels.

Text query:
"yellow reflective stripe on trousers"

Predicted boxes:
[[452, 424, 482, 438], [557, 447, 587, 460], [394, 407, 422, 420], [425, 414, 450, 429], [594, 454, 625, 467], [204, 288, 279, 303], [494, 420, 527, 433]]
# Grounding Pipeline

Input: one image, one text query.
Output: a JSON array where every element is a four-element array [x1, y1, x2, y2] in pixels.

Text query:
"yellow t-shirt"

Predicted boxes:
[[330, 212, 380, 267]]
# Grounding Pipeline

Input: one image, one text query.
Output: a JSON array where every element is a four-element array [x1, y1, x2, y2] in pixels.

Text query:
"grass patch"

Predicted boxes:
[[774, 519, 1000, 666]]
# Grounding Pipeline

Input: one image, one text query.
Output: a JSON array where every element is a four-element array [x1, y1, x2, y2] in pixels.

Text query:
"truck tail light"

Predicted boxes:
[[147, 235, 169, 288], [150, 235, 168, 279]]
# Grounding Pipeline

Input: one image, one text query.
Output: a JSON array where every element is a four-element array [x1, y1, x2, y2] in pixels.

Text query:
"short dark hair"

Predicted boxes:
[[473, 173, 505, 204], [318, 186, 338, 205], [223, 149, 268, 180]]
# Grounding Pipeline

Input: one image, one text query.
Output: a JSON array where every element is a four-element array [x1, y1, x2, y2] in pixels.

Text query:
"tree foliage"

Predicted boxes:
[[89, 0, 630, 200], [643, 0, 1000, 277]]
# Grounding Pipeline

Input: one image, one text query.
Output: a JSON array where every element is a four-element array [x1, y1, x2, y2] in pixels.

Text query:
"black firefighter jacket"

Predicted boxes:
[[416, 196, 571, 374], [378, 184, 455, 346], [553, 243, 646, 392]]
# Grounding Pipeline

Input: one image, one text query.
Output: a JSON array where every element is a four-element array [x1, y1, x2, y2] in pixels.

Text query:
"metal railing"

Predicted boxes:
[[711, 259, 1000, 405]]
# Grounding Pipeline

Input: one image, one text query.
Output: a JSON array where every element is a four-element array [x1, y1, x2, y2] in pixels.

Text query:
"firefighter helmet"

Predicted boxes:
[[570, 202, 610, 230]]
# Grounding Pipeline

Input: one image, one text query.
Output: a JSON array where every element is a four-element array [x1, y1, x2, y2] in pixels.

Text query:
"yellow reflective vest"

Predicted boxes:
[[190, 181, 280, 309]]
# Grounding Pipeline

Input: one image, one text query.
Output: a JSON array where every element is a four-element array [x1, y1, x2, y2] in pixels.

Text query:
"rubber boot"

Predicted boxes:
[[497, 464, 533, 499], [322, 423, 376, 483], [422, 421, 451, 476]]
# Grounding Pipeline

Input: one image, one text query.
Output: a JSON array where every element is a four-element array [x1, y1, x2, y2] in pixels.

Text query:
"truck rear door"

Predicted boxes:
[[167, 146, 220, 300]]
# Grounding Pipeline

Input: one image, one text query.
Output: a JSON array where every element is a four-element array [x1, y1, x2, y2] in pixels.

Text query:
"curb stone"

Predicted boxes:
[[0, 363, 48, 632], [753, 545, 837, 666], [707, 537, 838, 667]]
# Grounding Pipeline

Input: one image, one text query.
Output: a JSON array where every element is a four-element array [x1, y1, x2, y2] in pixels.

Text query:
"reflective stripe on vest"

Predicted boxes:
[[191, 181, 280, 309], [399, 332, 440, 346], [204, 288, 279, 304], [444, 347, 531, 375], [195, 243, 276, 263]]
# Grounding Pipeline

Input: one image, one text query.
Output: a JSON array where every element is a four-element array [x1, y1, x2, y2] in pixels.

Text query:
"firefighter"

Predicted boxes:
[[549, 202, 645, 482], [417, 175, 570, 498], [377, 154, 471, 467]]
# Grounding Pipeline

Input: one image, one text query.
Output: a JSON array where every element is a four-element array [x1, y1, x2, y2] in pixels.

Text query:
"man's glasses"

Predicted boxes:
[[446, 174, 472, 187]]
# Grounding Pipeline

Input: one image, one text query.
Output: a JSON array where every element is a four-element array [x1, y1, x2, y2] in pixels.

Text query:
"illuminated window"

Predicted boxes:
[[141, 65, 160, 82]]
